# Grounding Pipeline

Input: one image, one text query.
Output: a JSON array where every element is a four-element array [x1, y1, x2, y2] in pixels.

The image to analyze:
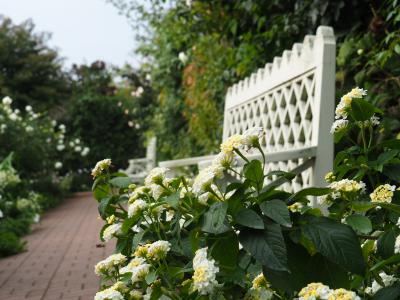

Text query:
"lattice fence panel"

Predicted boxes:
[[225, 70, 316, 191]]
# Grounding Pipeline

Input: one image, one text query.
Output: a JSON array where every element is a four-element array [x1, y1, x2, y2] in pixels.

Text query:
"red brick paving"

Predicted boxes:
[[0, 192, 114, 300]]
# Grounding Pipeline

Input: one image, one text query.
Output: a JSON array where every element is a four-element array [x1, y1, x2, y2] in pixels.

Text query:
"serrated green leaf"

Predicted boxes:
[[239, 226, 288, 272], [260, 200, 291, 227], [235, 208, 264, 229], [345, 215, 372, 234], [302, 216, 365, 275], [202, 202, 231, 234], [109, 176, 132, 188]]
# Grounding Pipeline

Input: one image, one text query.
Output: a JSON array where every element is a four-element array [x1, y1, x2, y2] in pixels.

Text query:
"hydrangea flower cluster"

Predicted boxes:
[[335, 87, 367, 120], [102, 223, 122, 242], [329, 179, 366, 194], [370, 184, 396, 204], [91, 158, 112, 178], [94, 253, 127, 276], [365, 271, 398, 295], [192, 247, 219, 295], [298, 282, 360, 300]]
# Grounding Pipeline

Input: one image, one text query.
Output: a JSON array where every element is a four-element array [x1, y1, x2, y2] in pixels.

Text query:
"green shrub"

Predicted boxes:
[[0, 231, 25, 257]]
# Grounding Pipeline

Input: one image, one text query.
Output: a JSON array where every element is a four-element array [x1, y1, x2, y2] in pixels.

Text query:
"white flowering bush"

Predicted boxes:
[[0, 95, 91, 191], [92, 88, 400, 299]]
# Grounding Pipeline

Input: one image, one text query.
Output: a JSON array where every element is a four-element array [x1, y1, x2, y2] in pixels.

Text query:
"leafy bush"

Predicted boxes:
[[92, 88, 400, 299], [110, 0, 399, 160], [68, 62, 155, 170], [0, 232, 25, 256], [0, 95, 90, 193], [0, 16, 70, 112]]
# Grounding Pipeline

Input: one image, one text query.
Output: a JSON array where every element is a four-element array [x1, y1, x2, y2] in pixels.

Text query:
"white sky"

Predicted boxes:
[[0, 0, 138, 68]]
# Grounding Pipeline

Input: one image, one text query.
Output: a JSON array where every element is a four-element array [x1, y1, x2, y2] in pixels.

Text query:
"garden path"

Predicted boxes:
[[0, 192, 114, 300]]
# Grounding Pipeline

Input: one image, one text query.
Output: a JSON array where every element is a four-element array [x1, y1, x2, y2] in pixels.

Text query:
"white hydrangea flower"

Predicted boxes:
[[242, 127, 264, 149], [334, 87, 367, 119], [9, 113, 18, 121], [329, 179, 366, 193], [103, 223, 122, 242], [58, 124, 66, 133], [94, 253, 127, 276], [212, 151, 236, 169], [220, 134, 245, 154], [149, 184, 164, 200], [131, 263, 151, 283], [192, 165, 224, 195], [330, 119, 348, 133], [94, 287, 124, 300], [298, 282, 331, 299], [0, 209, 4, 218], [119, 257, 146, 274], [54, 162, 63, 169], [147, 240, 171, 261], [365, 271, 398, 295], [145, 167, 169, 186], [25, 105, 32, 112], [91, 158, 112, 178], [178, 52, 188, 64], [128, 199, 147, 217], [328, 288, 360, 300], [74, 145, 82, 152], [395, 235, 400, 254], [56, 144, 65, 151], [192, 247, 219, 295], [2, 96, 12, 105], [81, 147, 90, 156], [198, 192, 210, 205], [25, 126, 34, 132], [370, 184, 396, 204]]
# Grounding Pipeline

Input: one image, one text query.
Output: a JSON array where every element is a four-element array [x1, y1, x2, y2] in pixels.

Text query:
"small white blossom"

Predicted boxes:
[[94, 253, 127, 276], [192, 165, 224, 195], [131, 263, 151, 283], [370, 184, 396, 204], [298, 282, 331, 299], [56, 144, 65, 151], [147, 240, 171, 261], [365, 271, 398, 295], [91, 159, 112, 178], [54, 162, 63, 169], [2, 96, 12, 105], [192, 247, 219, 295], [178, 52, 188, 64], [144, 167, 169, 186], [128, 199, 147, 217], [74, 145, 82, 152], [25, 105, 32, 112], [81, 147, 90, 156], [395, 235, 400, 254], [94, 287, 124, 300], [103, 223, 122, 242], [25, 126, 34, 132], [330, 119, 348, 134]]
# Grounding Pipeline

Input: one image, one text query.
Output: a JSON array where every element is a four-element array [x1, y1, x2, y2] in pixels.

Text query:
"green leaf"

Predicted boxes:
[[372, 284, 400, 300], [145, 270, 157, 285], [377, 150, 399, 166], [164, 191, 180, 208], [121, 217, 137, 234], [370, 254, 400, 272], [109, 176, 132, 188], [235, 208, 264, 229], [98, 196, 113, 218], [202, 202, 231, 234], [239, 226, 288, 272], [350, 98, 376, 121], [209, 231, 239, 271], [132, 230, 145, 251], [244, 160, 264, 190], [377, 228, 396, 259], [345, 215, 372, 234], [264, 170, 295, 181], [288, 187, 331, 203], [351, 201, 375, 212], [260, 200, 291, 227], [263, 239, 350, 294], [302, 216, 365, 275], [383, 164, 400, 181], [378, 203, 400, 214]]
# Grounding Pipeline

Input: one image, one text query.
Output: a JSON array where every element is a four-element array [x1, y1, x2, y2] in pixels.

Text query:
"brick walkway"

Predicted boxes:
[[0, 192, 114, 300]]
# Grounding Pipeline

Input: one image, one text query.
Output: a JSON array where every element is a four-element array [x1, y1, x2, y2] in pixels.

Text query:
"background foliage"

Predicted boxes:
[[109, 0, 400, 160]]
